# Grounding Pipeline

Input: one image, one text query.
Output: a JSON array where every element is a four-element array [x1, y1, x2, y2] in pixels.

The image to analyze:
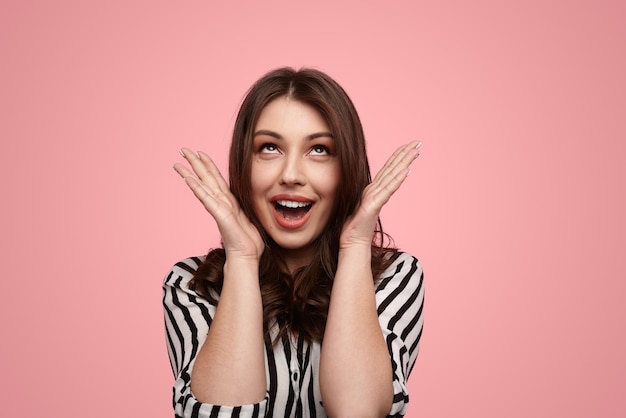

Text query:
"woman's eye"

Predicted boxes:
[[310, 145, 330, 156], [259, 143, 279, 154]]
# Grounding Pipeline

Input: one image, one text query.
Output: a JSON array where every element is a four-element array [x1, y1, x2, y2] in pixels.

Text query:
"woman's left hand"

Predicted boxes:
[[339, 141, 421, 250]]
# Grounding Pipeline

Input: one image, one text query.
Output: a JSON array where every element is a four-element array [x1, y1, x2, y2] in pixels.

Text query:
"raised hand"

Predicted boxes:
[[340, 141, 421, 249], [174, 148, 264, 261]]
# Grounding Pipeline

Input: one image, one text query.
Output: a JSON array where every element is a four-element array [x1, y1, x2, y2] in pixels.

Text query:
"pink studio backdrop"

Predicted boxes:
[[1, 1, 624, 417]]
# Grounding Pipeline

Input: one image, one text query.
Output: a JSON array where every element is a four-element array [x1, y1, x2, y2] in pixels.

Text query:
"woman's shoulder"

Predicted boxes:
[[377, 251, 423, 289], [386, 251, 422, 272], [163, 255, 207, 288]]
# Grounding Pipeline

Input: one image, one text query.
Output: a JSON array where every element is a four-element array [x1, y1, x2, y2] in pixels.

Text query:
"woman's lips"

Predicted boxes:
[[272, 200, 313, 229]]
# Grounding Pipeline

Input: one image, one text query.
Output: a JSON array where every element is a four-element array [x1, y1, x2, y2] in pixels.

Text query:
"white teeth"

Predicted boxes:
[[276, 200, 311, 208]]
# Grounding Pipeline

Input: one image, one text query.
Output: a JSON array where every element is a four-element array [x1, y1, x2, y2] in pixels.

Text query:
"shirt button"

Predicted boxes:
[[293, 372, 298, 381]]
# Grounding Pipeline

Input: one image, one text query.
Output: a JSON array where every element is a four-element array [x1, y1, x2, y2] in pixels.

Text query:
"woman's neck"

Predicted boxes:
[[280, 248, 314, 274]]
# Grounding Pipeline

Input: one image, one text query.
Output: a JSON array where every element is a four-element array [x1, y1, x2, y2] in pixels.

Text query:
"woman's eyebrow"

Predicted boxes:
[[253, 129, 282, 139], [306, 132, 334, 140], [253, 130, 334, 141]]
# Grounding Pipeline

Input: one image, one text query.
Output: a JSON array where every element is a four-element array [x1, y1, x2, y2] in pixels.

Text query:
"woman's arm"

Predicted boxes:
[[173, 149, 267, 407], [163, 258, 268, 417], [321, 245, 394, 418], [320, 141, 421, 418], [190, 258, 266, 405]]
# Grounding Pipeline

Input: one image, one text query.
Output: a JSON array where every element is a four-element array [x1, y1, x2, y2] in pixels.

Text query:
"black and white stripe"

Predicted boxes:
[[163, 252, 424, 418]]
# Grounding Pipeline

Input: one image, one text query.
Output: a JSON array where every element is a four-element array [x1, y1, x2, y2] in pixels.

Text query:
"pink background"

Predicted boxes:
[[1, 1, 625, 416]]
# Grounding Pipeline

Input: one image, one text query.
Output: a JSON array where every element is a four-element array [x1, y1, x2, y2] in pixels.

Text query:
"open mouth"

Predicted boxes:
[[274, 200, 312, 220]]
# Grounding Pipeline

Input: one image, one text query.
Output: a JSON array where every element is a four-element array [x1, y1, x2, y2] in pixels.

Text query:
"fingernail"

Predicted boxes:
[[416, 141, 422, 149], [179, 148, 185, 157]]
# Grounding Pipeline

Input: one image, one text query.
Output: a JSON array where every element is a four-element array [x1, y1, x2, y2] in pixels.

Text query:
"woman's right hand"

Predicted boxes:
[[174, 148, 264, 261]]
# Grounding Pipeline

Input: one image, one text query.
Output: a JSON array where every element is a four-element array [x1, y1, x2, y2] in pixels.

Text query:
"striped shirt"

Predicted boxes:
[[163, 252, 424, 418]]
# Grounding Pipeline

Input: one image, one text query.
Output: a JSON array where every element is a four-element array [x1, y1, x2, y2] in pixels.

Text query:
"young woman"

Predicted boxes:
[[163, 67, 424, 418]]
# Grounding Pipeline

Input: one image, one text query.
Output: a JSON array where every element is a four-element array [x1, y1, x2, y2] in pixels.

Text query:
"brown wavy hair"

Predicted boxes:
[[190, 67, 398, 344]]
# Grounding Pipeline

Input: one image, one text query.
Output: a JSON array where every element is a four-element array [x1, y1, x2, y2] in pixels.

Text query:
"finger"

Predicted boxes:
[[179, 148, 224, 194], [373, 141, 421, 185], [365, 141, 421, 208], [175, 151, 229, 212], [182, 175, 223, 214], [372, 141, 419, 182], [173, 161, 197, 180], [196, 151, 241, 210], [197, 151, 230, 193]]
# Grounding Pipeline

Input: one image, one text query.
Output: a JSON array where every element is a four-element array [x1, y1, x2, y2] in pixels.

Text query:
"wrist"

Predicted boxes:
[[223, 257, 260, 278], [338, 244, 372, 263]]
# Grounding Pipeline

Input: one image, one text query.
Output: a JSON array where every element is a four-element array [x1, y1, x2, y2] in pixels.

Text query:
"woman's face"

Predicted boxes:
[[250, 96, 340, 267]]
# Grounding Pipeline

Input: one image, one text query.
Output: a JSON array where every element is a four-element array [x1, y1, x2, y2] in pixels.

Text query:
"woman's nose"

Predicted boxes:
[[279, 156, 306, 186]]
